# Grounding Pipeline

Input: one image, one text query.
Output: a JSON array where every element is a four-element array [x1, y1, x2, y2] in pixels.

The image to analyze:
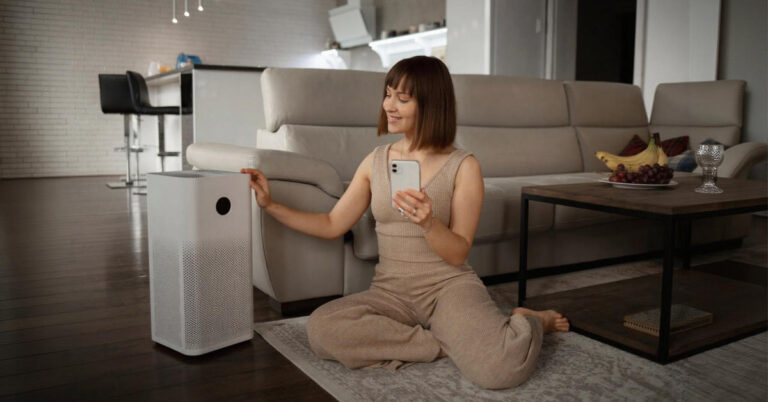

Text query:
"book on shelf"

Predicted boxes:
[[623, 304, 713, 337]]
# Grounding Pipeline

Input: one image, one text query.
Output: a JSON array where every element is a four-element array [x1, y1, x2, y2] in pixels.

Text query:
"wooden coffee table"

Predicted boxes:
[[518, 176, 768, 363]]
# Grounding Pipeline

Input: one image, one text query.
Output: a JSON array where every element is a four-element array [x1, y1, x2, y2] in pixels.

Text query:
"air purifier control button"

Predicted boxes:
[[216, 197, 231, 215]]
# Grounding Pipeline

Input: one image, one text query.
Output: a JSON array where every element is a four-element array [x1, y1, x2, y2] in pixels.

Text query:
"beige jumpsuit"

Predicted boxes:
[[306, 143, 543, 389]]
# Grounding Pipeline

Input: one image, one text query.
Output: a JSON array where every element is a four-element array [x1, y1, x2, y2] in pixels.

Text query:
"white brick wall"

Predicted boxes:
[[0, 0, 336, 178]]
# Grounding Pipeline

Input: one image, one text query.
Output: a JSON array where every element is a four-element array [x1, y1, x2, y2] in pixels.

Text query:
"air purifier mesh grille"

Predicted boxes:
[[181, 239, 252, 350], [151, 239, 181, 346]]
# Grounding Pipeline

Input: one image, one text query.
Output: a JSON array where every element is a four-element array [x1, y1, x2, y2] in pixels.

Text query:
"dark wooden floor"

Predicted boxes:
[[2, 176, 765, 401], [0, 176, 335, 401]]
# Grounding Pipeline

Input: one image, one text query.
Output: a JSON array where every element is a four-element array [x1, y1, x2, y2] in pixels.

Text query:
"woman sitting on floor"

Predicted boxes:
[[242, 55, 569, 389]]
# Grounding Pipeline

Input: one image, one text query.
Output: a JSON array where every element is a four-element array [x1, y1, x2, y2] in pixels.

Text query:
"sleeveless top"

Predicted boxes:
[[370, 143, 473, 263]]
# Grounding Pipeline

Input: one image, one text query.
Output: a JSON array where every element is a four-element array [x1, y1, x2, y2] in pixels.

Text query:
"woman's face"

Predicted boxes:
[[382, 81, 418, 136]]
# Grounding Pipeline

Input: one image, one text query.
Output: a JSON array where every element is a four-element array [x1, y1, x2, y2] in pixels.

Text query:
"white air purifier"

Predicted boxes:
[[147, 170, 253, 356]]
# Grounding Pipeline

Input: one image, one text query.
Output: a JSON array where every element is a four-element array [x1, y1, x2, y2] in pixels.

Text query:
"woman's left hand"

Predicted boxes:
[[393, 188, 433, 230]]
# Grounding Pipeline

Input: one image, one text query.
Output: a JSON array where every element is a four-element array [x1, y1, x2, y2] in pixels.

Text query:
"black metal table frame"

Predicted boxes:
[[518, 192, 766, 363]]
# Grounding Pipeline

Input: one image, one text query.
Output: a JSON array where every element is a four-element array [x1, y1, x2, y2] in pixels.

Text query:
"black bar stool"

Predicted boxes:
[[98, 74, 145, 189], [126, 71, 182, 173]]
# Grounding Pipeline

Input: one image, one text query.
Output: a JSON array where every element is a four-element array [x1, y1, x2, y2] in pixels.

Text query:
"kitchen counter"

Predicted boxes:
[[139, 64, 267, 171], [147, 63, 266, 79]]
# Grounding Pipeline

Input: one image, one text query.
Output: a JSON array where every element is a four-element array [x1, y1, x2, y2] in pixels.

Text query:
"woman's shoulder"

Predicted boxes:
[[455, 151, 481, 178], [352, 149, 378, 181], [445, 146, 475, 163]]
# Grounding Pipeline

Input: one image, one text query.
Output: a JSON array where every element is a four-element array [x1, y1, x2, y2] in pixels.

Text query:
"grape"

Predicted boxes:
[[623, 164, 676, 184]]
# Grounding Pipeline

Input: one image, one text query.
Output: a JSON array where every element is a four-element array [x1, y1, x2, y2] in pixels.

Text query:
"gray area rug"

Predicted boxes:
[[254, 316, 766, 401], [255, 232, 768, 401]]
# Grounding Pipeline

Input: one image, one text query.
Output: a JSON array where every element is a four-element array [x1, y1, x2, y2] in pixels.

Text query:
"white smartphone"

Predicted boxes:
[[390, 160, 421, 209]]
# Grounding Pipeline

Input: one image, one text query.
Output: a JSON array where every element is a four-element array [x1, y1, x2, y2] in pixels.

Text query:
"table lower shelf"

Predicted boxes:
[[524, 260, 767, 363]]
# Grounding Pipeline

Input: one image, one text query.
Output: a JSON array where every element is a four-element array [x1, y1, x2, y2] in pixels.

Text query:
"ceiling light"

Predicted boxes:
[[184, 0, 190, 17], [171, 0, 177, 23], [198, 0, 204, 12]]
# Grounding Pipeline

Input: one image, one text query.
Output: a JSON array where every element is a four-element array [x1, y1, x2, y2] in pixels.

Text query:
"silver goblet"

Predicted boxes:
[[694, 144, 724, 194]]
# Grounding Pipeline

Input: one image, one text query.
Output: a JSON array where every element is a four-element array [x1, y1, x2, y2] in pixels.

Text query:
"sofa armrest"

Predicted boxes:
[[187, 142, 345, 197], [692, 141, 768, 179]]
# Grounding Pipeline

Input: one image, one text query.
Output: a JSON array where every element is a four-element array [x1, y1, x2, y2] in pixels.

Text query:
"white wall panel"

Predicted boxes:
[[638, 0, 721, 112]]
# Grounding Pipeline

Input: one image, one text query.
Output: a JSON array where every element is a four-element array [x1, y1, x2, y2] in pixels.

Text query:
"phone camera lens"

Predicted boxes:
[[393, 163, 398, 168]]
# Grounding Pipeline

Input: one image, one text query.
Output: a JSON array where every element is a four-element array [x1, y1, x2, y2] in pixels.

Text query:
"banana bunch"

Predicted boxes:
[[595, 133, 668, 172]]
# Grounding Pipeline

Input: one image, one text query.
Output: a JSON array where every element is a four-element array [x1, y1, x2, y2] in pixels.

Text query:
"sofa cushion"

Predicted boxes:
[[351, 207, 378, 260], [494, 172, 633, 230], [576, 127, 651, 172], [650, 80, 745, 127], [478, 178, 555, 240], [452, 75, 569, 127], [455, 126, 582, 177], [475, 183, 508, 241], [261, 68, 385, 131], [257, 125, 402, 181], [649, 80, 744, 153], [565, 81, 648, 127]]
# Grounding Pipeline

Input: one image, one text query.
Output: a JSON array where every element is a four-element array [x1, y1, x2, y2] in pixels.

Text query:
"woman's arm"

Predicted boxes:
[[242, 152, 374, 240], [394, 156, 484, 266]]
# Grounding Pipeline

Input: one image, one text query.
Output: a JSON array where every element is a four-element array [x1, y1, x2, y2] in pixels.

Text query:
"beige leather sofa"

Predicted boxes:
[[187, 68, 767, 314]]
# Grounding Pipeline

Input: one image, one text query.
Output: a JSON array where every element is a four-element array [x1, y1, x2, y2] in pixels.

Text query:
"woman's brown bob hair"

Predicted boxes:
[[377, 56, 456, 151]]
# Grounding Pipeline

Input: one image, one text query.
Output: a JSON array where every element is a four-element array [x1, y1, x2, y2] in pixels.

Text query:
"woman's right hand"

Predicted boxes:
[[240, 168, 273, 209]]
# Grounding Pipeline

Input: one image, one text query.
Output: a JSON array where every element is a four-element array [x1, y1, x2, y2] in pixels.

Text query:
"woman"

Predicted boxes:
[[241, 56, 569, 389]]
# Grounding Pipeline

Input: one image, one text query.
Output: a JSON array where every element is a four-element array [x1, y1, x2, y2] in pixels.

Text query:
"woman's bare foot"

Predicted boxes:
[[512, 307, 570, 333]]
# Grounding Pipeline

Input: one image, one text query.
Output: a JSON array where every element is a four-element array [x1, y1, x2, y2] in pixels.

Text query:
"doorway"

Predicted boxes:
[[575, 0, 637, 83]]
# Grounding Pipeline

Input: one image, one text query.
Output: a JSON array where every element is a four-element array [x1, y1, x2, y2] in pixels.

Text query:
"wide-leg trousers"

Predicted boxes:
[[306, 259, 543, 390]]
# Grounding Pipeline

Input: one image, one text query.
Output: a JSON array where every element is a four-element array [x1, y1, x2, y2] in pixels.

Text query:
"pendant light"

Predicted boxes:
[[171, 0, 178, 23], [184, 0, 190, 17], [198, 0, 204, 12]]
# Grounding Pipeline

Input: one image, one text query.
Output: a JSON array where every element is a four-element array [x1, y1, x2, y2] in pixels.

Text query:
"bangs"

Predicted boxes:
[[384, 66, 415, 97]]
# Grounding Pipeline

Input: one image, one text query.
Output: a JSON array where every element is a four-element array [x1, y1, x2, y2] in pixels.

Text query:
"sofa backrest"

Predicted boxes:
[[258, 68, 401, 181], [452, 74, 582, 177], [261, 68, 384, 131], [258, 68, 660, 179], [564, 81, 650, 172], [649, 80, 745, 149]]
